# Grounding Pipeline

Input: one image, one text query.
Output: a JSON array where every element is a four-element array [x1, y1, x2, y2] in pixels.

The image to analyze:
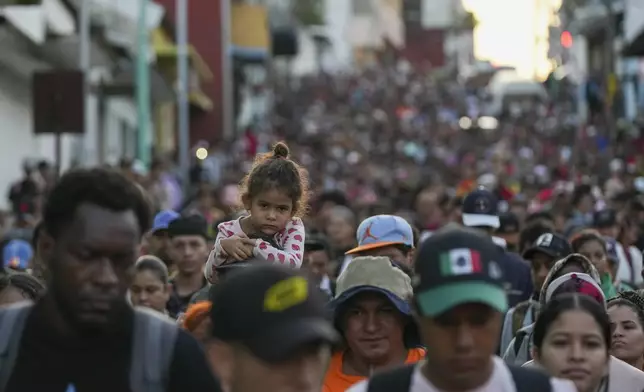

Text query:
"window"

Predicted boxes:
[[403, 0, 422, 25], [353, 0, 373, 16]]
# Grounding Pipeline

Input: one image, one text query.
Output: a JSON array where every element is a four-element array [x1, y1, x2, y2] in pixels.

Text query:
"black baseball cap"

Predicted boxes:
[[209, 264, 339, 362], [593, 209, 617, 228], [413, 227, 507, 317], [497, 212, 520, 234], [167, 214, 210, 239], [522, 232, 572, 260], [461, 188, 500, 229], [305, 234, 331, 253]]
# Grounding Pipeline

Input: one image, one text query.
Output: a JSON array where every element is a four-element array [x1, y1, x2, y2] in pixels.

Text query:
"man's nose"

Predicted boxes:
[[454, 324, 475, 352], [94, 258, 118, 286], [363, 313, 380, 333]]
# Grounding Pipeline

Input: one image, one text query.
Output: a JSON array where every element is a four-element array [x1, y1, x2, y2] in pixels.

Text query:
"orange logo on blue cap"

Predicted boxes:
[[7, 257, 20, 269], [360, 222, 379, 243]]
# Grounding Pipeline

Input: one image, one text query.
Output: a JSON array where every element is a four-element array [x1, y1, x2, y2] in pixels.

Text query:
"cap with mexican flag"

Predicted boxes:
[[413, 227, 508, 317], [439, 249, 483, 276]]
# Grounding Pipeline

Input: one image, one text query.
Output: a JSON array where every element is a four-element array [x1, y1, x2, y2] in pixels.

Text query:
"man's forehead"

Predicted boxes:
[[346, 291, 392, 307], [171, 235, 206, 244], [364, 245, 404, 256], [69, 204, 138, 233], [307, 249, 329, 257]]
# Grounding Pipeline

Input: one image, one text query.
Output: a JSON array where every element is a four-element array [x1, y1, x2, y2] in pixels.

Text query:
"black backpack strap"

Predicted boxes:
[[508, 365, 552, 392], [366, 364, 415, 392], [513, 329, 527, 356], [130, 308, 179, 392], [0, 302, 33, 391]]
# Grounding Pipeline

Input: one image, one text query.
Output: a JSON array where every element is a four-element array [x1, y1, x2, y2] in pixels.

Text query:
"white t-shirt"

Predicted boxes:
[[347, 357, 576, 392]]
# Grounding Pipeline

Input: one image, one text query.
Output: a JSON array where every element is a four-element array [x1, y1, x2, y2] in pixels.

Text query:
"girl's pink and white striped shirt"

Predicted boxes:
[[204, 217, 305, 283]]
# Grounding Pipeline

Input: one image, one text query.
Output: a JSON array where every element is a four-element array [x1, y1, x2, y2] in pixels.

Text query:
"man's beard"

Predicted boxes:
[[48, 268, 127, 337]]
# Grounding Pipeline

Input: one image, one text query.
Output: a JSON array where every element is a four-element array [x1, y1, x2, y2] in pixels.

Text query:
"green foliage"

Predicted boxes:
[[459, 11, 477, 30], [293, 0, 325, 26]]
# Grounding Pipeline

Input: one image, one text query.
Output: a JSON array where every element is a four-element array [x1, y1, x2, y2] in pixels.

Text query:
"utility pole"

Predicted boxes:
[[76, 0, 91, 168], [176, 0, 190, 189], [136, 0, 152, 167], [602, 0, 616, 139], [221, 0, 234, 138]]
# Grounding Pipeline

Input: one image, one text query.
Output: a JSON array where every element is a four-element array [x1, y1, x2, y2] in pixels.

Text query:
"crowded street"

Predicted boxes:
[[0, 0, 644, 391]]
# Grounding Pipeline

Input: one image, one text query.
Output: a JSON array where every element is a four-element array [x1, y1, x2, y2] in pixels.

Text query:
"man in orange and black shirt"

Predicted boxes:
[[322, 256, 425, 392]]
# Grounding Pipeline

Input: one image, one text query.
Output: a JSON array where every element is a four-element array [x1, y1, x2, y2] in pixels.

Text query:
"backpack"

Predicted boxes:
[[366, 363, 553, 392], [511, 301, 533, 339], [513, 328, 530, 359], [0, 302, 178, 392]]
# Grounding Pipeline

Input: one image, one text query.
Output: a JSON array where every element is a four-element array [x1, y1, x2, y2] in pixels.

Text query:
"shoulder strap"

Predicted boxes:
[[513, 329, 528, 357], [130, 308, 179, 392], [512, 302, 529, 337], [366, 364, 415, 392], [0, 302, 33, 391], [508, 365, 552, 392]]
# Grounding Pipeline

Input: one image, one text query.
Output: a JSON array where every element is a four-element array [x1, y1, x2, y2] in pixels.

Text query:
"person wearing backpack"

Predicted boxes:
[[348, 227, 576, 392], [0, 168, 222, 392], [503, 253, 603, 366], [459, 188, 533, 308], [499, 232, 572, 355]]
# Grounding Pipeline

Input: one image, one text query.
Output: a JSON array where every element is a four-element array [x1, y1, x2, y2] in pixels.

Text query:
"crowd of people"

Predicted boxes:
[[0, 62, 644, 391]]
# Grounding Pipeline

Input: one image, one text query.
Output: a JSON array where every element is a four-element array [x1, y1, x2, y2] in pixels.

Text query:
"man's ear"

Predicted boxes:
[[39, 228, 55, 266], [410, 296, 421, 322]]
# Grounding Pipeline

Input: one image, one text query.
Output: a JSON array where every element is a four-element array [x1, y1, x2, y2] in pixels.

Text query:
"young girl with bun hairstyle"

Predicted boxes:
[[205, 142, 309, 282]]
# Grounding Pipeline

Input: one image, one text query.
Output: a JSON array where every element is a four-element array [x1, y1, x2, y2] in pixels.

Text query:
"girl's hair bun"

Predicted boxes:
[[272, 142, 290, 159]]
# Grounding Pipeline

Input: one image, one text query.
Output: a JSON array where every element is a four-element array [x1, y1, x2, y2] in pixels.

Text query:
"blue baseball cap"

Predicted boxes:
[[151, 210, 180, 233], [3, 240, 33, 270], [462, 188, 500, 229], [346, 215, 414, 255]]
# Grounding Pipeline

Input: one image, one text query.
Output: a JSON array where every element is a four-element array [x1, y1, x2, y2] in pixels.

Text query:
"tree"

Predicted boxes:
[[292, 0, 325, 26], [457, 10, 478, 30]]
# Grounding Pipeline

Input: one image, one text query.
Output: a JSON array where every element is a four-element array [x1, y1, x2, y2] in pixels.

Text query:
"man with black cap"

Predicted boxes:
[[207, 264, 338, 392], [460, 187, 532, 307], [303, 234, 334, 296], [593, 208, 619, 239], [166, 214, 210, 318], [496, 211, 520, 253], [499, 232, 572, 355], [347, 227, 575, 392]]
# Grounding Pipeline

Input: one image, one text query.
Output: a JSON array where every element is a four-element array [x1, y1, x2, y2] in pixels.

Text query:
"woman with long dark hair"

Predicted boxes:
[[531, 293, 644, 391]]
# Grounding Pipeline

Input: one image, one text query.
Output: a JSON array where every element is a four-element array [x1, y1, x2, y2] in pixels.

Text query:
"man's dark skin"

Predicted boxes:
[[5, 203, 221, 391]]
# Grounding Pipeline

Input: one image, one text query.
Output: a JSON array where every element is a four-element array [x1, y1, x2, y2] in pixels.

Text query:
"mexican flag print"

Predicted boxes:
[[439, 248, 482, 276]]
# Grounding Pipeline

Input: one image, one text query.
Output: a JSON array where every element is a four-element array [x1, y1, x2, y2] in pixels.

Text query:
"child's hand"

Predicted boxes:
[[220, 236, 254, 261]]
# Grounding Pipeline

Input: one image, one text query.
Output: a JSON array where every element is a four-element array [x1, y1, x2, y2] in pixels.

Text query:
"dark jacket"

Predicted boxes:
[[189, 284, 211, 305], [500, 249, 533, 308]]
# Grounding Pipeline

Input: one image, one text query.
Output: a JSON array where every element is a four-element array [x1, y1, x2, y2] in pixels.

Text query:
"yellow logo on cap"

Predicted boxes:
[[263, 276, 308, 312]]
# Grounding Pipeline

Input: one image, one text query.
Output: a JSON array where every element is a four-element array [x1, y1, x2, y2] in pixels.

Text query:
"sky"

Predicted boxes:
[[463, 0, 559, 80]]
